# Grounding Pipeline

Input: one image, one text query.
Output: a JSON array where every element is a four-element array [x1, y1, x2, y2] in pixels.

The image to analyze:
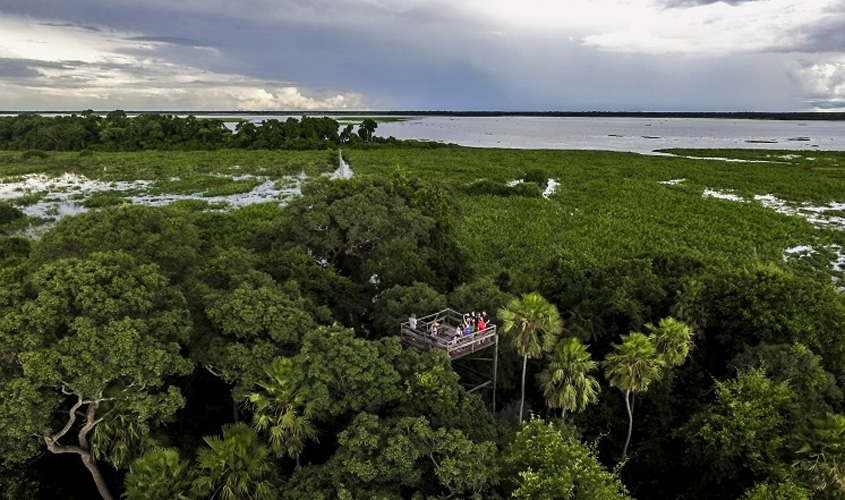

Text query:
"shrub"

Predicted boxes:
[[20, 150, 48, 160], [523, 168, 549, 187]]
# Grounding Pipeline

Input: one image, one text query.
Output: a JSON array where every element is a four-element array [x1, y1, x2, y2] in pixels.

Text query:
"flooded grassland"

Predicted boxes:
[[2, 146, 845, 288]]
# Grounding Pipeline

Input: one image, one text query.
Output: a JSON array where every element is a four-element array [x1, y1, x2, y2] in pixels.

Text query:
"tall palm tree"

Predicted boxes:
[[604, 332, 664, 459], [192, 423, 277, 500], [499, 292, 562, 424], [248, 357, 319, 464], [647, 317, 694, 368], [538, 336, 600, 418]]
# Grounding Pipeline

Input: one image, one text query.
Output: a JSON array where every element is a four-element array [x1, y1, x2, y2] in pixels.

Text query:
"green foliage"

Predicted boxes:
[[0, 461, 38, 499], [0, 202, 24, 227], [523, 168, 549, 187], [199, 266, 315, 397], [370, 282, 447, 336], [499, 292, 563, 360], [280, 173, 468, 292], [0, 378, 60, 462], [248, 357, 320, 460], [448, 277, 513, 318], [742, 479, 811, 500], [511, 181, 544, 198], [91, 411, 160, 469], [541, 252, 669, 342], [692, 264, 845, 377], [604, 333, 664, 395], [462, 179, 543, 198], [500, 292, 562, 423], [646, 317, 694, 368], [391, 348, 498, 442], [730, 343, 842, 415], [539, 337, 600, 417], [4, 145, 845, 498], [30, 204, 203, 282], [193, 422, 278, 500], [0, 236, 29, 262], [684, 369, 800, 490], [124, 448, 195, 500], [329, 413, 498, 498], [9, 251, 193, 399], [502, 417, 630, 499], [0, 112, 356, 152], [793, 413, 845, 493], [604, 331, 666, 459], [259, 246, 358, 325], [346, 147, 830, 281], [297, 325, 404, 417], [0, 251, 193, 497], [20, 149, 48, 159]]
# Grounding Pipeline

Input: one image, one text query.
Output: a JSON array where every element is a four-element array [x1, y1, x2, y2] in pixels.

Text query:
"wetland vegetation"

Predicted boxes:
[[2, 130, 845, 499]]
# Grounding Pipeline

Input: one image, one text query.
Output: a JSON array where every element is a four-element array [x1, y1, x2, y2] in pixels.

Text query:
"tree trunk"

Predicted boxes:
[[622, 390, 633, 459], [43, 397, 114, 500], [81, 453, 114, 500], [519, 354, 528, 425]]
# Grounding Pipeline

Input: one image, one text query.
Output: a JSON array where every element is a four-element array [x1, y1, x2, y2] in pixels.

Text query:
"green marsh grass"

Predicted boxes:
[[346, 148, 845, 283], [4, 147, 845, 284]]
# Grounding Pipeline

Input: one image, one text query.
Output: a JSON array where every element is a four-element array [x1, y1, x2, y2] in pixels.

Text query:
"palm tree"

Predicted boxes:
[[647, 316, 694, 368], [538, 337, 600, 418], [604, 332, 664, 459], [124, 448, 194, 500], [794, 413, 845, 492], [248, 357, 319, 464], [498, 292, 562, 424], [192, 423, 277, 500]]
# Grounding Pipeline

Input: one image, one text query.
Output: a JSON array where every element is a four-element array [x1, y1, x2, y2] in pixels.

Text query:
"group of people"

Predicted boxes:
[[406, 310, 492, 340], [457, 310, 490, 337]]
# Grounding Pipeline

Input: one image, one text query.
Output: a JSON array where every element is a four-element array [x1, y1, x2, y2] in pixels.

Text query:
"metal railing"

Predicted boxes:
[[400, 308, 497, 358]]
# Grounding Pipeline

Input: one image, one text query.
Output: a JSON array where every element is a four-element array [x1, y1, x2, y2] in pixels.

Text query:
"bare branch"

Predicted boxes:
[[78, 399, 101, 450], [204, 364, 223, 378], [42, 433, 85, 456], [51, 395, 84, 443]]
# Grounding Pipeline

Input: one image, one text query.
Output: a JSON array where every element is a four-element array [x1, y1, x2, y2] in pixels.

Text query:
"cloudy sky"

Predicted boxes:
[[0, 0, 843, 111]]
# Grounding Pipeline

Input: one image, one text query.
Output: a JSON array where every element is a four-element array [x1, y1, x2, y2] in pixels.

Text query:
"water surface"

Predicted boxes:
[[374, 116, 845, 153]]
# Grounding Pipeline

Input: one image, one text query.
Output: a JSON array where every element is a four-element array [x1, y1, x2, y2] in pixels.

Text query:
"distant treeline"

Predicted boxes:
[[7, 110, 844, 120], [0, 111, 429, 152]]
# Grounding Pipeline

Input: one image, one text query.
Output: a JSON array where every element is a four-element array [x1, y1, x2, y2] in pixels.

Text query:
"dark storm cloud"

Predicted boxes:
[[125, 35, 200, 46], [0, 58, 97, 83], [39, 21, 100, 32], [1, 0, 844, 110], [0, 58, 42, 79], [793, 13, 845, 53]]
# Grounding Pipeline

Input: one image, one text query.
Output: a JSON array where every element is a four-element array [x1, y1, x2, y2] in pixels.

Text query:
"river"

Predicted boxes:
[[372, 116, 845, 154]]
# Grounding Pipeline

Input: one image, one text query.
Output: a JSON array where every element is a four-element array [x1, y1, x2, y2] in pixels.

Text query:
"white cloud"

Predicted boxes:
[[792, 55, 845, 109], [0, 14, 368, 110], [431, 0, 842, 56], [1, 0, 844, 110]]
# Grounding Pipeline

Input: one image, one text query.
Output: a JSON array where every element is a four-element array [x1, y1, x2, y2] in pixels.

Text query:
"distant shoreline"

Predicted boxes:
[[2, 110, 845, 121]]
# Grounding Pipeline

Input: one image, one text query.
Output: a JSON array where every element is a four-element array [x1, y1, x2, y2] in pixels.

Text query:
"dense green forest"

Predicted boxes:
[[0, 111, 428, 151], [2, 132, 845, 499]]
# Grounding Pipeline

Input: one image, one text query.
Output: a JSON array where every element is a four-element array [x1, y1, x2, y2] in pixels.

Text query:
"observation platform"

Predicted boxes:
[[399, 308, 497, 361], [400, 308, 499, 408]]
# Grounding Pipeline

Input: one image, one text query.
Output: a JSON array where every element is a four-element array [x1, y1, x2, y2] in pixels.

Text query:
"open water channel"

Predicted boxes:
[[372, 116, 845, 154]]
